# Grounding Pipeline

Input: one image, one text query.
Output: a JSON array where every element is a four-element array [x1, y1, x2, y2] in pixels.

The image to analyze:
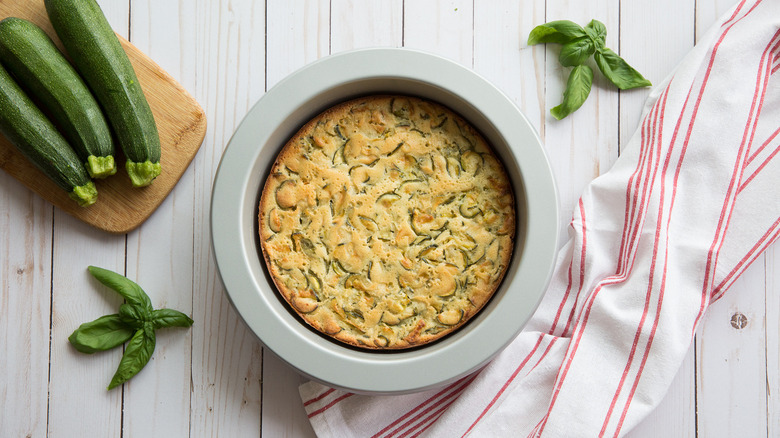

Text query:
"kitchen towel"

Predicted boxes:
[[299, 0, 780, 436]]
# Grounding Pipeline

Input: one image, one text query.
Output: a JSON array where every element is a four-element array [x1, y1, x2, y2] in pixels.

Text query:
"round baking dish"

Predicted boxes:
[[211, 47, 559, 395]]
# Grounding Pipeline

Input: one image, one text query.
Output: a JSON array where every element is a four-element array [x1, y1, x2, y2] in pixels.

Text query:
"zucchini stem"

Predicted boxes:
[[126, 159, 161, 187], [86, 155, 117, 179], [69, 181, 98, 207]]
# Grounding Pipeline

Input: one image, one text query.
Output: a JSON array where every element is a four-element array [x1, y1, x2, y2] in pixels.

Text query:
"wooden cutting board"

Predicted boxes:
[[0, 1, 206, 234]]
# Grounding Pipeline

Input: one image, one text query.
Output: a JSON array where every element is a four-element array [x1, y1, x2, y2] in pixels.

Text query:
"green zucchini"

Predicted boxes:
[[44, 0, 161, 187], [0, 63, 96, 206], [459, 201, 483, 218], [0, 17, 116, 179]]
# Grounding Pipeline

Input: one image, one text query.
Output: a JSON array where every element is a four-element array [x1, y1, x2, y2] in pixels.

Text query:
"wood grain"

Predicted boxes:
[[48, 219, 126, 438], [697, 265, 768, 436], [0, 175, 52, 438], [187, 0, 265, 437], [45, 5, 128, 437], [121, 2, 196, 437], [767, 246, 779, 437], [473, 0, 546, 135], [0, 0, 206, 234], [544, 0, 620, 245]]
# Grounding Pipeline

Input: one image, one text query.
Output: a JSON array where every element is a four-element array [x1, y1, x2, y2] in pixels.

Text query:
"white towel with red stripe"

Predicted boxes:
[[299, 0, 780, 436]]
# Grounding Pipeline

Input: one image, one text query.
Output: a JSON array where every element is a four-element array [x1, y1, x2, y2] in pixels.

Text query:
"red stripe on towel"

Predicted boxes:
[[370, 376, 473, 438], [405, 396, 462, 438], [303, 387, 336, 407], [744, 126, 780, 168], [460, 334, 547, 438], [613, 80, 679, 438], [381, 373, 477, 438], [560, 199, 591, 337], [600, 85, 671, 437], [711, 216, 780, 301], [306, 393, 354, 418], [740, 139, 780, 193]]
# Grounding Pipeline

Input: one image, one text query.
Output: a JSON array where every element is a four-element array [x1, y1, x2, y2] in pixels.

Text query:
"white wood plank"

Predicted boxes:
[[47, 219, 126, 438], [98, 0, 130, 40], [43, 4, 129, 438], [120, 2, 196, 436], [542, 0, 619, 241], [473, 0, 546, 136], [696, 262, 768, 437], [186, 0, 265, 437], [266, 0, 330, 89], [189, 0, 265, 437], [330, 0, 403, 53], [618, 0, 695, 149], [766, 244, 779, 437], [0, 177, 53, 438], [696, 0, 740, 37], [262, 351, 317, 438], [403, 0, 473, 67]]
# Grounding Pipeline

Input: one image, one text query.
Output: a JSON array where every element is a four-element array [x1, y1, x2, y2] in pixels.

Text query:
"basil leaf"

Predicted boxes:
[[107, 327, 156, 390], [151, 308, 194, 329], [88, 266, 153, 312], [585, 19, 607, 44], [68, 314, 135, 354], [559, 37, 596, 67], [594, 48, 652, 90], [551, 65, 594, 120], [527, 20, 586, 45]]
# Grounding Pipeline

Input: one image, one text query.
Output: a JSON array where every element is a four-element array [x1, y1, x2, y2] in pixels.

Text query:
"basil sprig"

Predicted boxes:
[[551, 65, 594, 121], [68, 266, 193, 390], [528, 19, 651, 119]]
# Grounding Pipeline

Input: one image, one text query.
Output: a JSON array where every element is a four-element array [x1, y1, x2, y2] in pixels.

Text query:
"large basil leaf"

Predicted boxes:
[[88, 266, 153, 312], [551, 65, 594, 120], [107, 326, 156, 390], [68, 314, 135, 354], [595, 48, 652, 90], [527, 20, 586, 45], [151, 308, 194, 329]]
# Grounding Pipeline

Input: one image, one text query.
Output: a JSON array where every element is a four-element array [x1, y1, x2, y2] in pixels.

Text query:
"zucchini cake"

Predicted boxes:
[[258, 95, 515, 349]]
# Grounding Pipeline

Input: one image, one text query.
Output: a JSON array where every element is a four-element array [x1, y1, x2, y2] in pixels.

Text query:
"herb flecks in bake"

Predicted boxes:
[[259, 96, 515, 349]]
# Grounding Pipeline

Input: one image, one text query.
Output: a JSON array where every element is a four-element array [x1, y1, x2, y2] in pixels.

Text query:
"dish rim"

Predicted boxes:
[[210, 47, 559, 395]]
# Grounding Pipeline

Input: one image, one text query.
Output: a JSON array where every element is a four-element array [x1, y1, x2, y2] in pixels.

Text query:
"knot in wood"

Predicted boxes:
[[730, 312, 748, 329]]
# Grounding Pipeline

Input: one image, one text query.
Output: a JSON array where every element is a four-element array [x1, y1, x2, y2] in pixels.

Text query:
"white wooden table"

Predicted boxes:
[[2, 0, 777, 436]]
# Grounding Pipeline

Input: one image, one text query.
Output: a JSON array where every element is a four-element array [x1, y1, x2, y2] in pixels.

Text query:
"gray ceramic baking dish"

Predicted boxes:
[[211, 47, 559, 395]]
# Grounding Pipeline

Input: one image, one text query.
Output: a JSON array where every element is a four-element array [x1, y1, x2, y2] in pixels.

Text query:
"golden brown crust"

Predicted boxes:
[[258, 95, 515, 349]]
